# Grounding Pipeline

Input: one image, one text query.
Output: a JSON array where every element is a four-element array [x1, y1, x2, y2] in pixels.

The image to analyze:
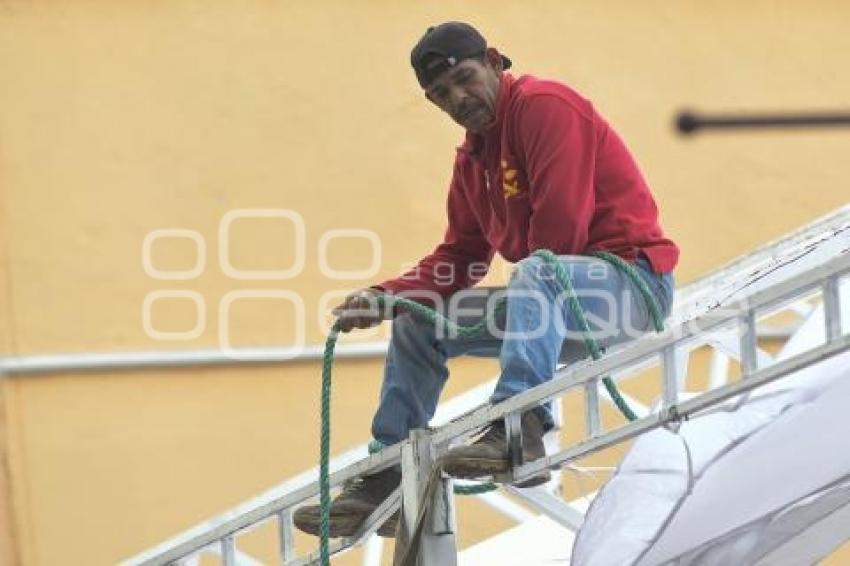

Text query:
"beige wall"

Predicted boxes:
[[0, 1, 848, 564]]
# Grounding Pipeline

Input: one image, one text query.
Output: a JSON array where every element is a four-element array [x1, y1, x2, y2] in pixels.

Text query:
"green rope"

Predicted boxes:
[[560, 250, 666, 420], [319, 250, 665, 564]]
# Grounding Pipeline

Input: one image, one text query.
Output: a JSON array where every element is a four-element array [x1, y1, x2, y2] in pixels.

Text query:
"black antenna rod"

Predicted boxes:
[[676, 110, 850, 135]]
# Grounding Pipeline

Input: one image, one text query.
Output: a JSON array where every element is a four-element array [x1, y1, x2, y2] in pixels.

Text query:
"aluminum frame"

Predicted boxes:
[[122, 209, 850, 565]]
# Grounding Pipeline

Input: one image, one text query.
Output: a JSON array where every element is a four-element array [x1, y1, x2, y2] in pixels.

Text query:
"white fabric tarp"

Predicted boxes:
[[572, 293, 850, 566]]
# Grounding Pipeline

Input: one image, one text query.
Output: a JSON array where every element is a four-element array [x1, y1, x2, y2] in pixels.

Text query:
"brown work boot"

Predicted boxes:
[[293, 466, 400, 538], [440, 411, 551, 488]]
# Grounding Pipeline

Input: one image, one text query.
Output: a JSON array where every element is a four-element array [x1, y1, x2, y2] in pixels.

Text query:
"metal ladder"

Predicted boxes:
[[123, 205, 850, 566]]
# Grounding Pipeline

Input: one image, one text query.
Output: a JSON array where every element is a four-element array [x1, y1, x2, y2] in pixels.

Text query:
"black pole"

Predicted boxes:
[[676, 110, 850, 135]]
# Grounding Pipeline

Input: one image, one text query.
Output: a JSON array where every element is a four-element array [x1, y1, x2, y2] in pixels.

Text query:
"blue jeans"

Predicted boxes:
[[371, 254, 675, 445]]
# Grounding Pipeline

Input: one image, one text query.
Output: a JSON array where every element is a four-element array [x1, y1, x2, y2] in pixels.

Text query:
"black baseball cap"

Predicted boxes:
[[411, 22, 512, 89]]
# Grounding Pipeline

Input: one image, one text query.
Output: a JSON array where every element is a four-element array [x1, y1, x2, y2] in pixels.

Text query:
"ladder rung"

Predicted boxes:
[[739, 311, 758, 375], [584, 380, 601, 437], [661, 345, 679, 408], [278, 509, 294, 563], [823, 275, 843, 341], [221, 536, 236, 566]]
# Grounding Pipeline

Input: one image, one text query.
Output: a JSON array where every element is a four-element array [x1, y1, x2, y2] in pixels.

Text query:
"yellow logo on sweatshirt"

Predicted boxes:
[[502, 160, 521, 199]]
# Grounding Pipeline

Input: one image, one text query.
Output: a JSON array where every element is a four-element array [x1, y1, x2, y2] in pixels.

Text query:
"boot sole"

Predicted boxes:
[[293, 511, 397, 538], [442, 456, 552, 488]]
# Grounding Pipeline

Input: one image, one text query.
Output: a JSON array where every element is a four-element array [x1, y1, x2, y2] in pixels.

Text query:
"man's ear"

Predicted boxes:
[[485, 47, 503, 72]]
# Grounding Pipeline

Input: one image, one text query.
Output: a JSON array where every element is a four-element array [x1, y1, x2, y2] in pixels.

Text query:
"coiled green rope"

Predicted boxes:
[[318, 250, 665, 564]]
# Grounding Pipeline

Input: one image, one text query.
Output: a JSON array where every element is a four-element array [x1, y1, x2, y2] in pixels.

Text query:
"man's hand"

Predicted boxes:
[[332, 288, 392, 333]]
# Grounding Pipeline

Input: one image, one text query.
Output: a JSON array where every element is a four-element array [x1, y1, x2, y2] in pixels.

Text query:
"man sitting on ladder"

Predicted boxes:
[[294, 21, 679, 538]]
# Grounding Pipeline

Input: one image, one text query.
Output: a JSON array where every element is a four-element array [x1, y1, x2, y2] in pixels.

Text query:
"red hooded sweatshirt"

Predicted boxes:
[[378, 73, 679, 299]]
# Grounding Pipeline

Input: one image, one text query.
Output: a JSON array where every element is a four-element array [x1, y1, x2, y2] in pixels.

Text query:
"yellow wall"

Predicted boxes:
[[0, 1, 848, 564]]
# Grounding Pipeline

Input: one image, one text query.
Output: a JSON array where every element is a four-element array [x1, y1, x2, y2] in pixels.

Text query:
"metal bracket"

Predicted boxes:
[[504, 412, 524, 484], [397, 429, 457, 566]]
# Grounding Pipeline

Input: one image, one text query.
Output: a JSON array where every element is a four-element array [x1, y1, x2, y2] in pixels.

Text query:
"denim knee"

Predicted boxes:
[[391, 312, 433, 343], [509, 255, 553, 289]]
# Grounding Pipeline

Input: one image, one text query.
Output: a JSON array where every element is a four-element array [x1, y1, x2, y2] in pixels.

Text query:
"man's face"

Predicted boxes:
[[424, 51, 502, 134]]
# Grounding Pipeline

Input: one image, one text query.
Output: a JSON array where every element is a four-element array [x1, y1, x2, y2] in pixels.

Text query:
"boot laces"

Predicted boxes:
[[338, 468, 398, 503], [340, 474, 380, 498], [472, 420, 507, 445]]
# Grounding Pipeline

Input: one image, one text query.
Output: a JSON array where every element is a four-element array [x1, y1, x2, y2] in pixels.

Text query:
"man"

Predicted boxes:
[[294, 21, 678, 538]]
